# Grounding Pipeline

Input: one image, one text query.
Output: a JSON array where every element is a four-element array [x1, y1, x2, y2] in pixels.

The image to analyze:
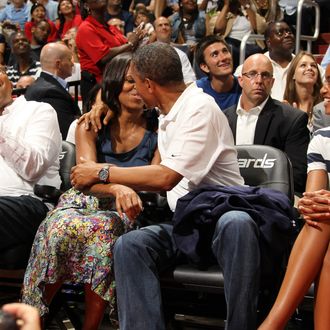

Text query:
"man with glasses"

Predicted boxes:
[[235, 21, 295, 101], [224, 53, 310, 194]]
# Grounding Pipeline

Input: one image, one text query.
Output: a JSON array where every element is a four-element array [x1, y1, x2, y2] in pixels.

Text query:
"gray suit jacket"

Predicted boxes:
[[313, 102, 330, 132]]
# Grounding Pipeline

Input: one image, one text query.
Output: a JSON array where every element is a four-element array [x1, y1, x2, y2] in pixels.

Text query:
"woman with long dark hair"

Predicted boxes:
[[56, 0, 82, 40], [22, 52, 160, 330], [213, 0, 265, 69]]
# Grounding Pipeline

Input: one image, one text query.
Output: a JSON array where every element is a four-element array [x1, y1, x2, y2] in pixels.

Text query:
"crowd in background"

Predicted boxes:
[[0, 0, 329, 107]]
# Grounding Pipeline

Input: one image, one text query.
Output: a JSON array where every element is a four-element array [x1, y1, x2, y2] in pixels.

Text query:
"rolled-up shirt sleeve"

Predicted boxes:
[[0, 100, 61, 182]]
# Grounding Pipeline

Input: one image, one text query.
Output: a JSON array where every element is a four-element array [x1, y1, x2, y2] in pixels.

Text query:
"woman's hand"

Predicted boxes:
[[109, 184, 143, 221], [298, 189, 330, 227], [71, 158, 104, 191], [127, 24, 145, 49]]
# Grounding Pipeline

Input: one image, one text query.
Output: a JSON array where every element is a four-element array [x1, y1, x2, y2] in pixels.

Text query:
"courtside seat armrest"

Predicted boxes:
[[34, 184, 62, 204], [138, 191, 168, 208], [161, 264, 224, 293]]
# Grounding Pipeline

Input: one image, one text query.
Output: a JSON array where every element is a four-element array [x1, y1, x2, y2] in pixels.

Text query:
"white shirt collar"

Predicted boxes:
[[236, 95, 269, 116]]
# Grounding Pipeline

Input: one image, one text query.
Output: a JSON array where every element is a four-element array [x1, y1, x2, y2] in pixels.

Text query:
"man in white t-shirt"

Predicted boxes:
[[0, 66, 61, 255], [72, 42, 266, 330]]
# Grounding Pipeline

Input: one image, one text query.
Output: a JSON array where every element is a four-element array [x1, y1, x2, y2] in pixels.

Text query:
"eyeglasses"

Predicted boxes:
[[242, 71, 273, 81], [273, 28, 293, 37]]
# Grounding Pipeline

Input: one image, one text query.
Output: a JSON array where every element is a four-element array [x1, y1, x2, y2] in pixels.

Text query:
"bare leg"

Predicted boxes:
[[259, 223, 330, 330], [314, 243, 330, 330], [83, 284, 107, 330]]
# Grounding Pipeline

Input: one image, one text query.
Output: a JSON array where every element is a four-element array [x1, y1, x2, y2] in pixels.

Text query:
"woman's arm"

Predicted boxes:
[[146, 0, 155, 14], [75, 120, 98, 164], [305, 169, 329, 193], [151, 148, 161, 165], [240, 0, 257, 32], [75, 121, 143, 220], [213, 0, 230, 34]]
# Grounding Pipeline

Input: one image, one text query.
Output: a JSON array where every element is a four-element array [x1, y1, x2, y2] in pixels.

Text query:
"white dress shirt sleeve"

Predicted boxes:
[[0, 98, 61, 182]]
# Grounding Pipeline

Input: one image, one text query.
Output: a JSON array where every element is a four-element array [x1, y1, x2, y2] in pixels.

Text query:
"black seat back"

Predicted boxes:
[[236, 144, 294, 203], [60, 141, 76, 192]]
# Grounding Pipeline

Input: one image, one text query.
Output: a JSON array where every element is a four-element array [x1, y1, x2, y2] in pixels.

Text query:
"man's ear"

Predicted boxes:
[[55, 58, 61, 71], [145, 78, 154, 93], [238, 75, 244, 88], [199, 63, 210, 74]]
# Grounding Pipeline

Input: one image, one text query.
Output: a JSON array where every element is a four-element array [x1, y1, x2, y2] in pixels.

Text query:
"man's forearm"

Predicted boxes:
[[72, 161, 182, 192], [108, 165, 181, 191]]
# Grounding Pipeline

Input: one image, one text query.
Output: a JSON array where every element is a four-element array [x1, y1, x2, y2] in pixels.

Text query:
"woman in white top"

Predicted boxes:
[[213, 0, 265, 69]]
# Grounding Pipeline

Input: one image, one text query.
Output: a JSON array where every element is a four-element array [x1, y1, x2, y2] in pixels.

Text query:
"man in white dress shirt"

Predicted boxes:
[[225, 53, 310, 194], [0, 65, 61, 254]]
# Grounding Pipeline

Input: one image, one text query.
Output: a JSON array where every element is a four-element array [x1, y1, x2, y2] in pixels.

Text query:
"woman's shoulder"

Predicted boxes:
[[144, 108, 159, 132]]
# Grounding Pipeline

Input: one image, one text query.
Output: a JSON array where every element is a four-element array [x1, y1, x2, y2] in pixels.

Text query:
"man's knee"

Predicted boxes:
[[114, 230, 145, 257], [114, 225, 167, 257], [217, 210, 257, 231]]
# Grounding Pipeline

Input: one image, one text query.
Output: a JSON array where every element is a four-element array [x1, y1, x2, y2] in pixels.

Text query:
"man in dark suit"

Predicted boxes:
[[224, 53, 310, 194], [25, 42, 81, 139]]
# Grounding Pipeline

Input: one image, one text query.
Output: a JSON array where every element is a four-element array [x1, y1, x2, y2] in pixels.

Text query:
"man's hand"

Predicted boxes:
[[77, 101, 113, 132], [298, 190, 330, 226], [109, 184, 143, 221], [70, 157, 104, 191], [2, 303, 41, 330]]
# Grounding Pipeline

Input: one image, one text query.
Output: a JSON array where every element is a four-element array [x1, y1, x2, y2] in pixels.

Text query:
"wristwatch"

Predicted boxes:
[[98, 165, 110, 183]]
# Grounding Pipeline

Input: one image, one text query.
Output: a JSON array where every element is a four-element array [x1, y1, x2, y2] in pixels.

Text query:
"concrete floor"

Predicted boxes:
[[0, 287, 314, 330]]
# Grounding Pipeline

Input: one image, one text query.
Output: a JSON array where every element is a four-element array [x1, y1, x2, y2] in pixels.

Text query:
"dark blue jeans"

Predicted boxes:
[[114, 210, 260, 330]]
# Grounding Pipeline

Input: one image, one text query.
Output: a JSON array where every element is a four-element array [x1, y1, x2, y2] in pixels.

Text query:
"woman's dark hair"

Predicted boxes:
[[30, 3, 46, 21], [217, 0, 242, 14], [177, 0, 199, 42], [57, 0, 76, 38], [79, 0, 89, 20], [83, 83, 101, 114], [101, 52, 132, 116]]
